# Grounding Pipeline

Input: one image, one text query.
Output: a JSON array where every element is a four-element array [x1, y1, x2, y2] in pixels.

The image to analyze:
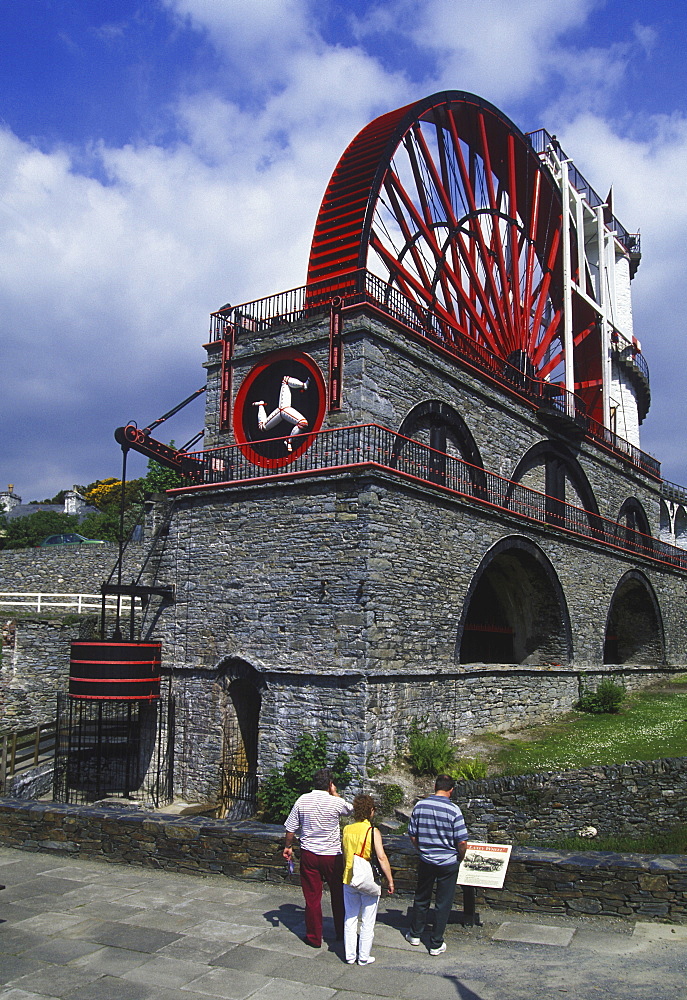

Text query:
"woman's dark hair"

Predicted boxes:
[[353, 793, 375, 821]]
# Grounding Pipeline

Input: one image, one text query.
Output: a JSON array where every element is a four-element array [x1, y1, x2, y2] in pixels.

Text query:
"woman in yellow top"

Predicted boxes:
[[341, 794, 394, 965]]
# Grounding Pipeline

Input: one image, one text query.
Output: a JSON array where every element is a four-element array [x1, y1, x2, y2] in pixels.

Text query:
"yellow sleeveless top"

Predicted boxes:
[[342, 820, 374, 884]]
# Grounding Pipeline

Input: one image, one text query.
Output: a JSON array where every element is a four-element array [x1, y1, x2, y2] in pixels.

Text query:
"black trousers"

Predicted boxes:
[[409, 858, 460, 949]]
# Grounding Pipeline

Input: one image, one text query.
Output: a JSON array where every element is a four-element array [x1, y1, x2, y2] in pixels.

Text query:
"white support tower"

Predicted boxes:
[[534, 133, 648, 449]]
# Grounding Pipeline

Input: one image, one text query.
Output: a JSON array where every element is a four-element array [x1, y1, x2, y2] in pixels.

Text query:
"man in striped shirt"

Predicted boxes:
[[283, 768, 353, 948], [405, 774, 468, 955]]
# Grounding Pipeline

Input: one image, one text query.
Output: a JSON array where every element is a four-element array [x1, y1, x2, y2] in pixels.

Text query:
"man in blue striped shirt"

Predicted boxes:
[[405, 774, 468, 955]]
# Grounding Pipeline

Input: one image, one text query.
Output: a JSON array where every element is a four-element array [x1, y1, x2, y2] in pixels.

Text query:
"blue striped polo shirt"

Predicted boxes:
[[408, 794, 468, 866]]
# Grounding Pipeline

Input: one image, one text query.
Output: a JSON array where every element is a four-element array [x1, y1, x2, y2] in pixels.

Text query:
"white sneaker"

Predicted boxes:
[[358, 956, 375, 965], [429, 942, 447, 956], [405, 932, 421, 946]]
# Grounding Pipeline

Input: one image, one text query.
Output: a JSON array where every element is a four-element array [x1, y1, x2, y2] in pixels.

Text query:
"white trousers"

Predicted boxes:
[[343, 883, 380, 963]]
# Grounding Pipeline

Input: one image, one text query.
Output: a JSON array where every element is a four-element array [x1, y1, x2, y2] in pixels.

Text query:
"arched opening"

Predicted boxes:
[[659, 499, 674, 545], [603, 571, 664, 665], [392, 400, 485, 492], [675, 505, 687, 549], [615, 497, 652, 554], [217, 659, 263, 817], [506, 441, 601, 535], [458, 537, 572, 665]]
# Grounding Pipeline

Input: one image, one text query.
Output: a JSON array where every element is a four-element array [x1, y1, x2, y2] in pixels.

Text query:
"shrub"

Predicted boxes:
[[380, 783, 404, 814], [406, 719, 457, 775], [576, 678, 625, 714], [450, 756, 488, 781], [260, 732, 352, 824]]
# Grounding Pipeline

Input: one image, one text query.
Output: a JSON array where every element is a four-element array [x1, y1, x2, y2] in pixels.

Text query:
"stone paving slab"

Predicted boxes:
[[3, 962, 102, 998], [248, 981, 336, 1000], [155, 936, 236, 965], [121, 956, 216, 989], [2, 846, 687, 1000], [173, 967, 272, 999], [1, 991, 63, 1000], [68, 944, 154, 977], [67, 975, 154, 1000], [491, 920, 576, 946], [65, 919, 182, 953], [632, 921, 687, 942], [184, 919, 267, 945], [0, 955, 45, 988], [6, 912, 91, 936]]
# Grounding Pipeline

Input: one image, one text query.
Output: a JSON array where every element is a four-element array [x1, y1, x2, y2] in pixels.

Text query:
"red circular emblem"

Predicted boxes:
[[234, 351, 326, 468]]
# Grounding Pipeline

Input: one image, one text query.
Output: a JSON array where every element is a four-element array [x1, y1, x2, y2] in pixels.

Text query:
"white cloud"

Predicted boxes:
[[2, 0, 687, 499]]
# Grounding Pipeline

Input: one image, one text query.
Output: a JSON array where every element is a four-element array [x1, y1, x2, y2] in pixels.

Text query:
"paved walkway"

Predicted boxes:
[[1, 846, 686, 1000]]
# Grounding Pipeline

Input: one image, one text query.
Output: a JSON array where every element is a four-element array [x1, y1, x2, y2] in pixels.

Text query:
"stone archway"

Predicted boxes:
[[603, 571, 664, 665], [392, 400, 486, 491], [507, 440, 601, 533], [457, 537, 572, 665]]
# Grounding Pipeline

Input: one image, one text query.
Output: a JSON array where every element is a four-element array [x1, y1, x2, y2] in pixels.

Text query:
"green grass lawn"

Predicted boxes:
[[487, 677, 687, 776]]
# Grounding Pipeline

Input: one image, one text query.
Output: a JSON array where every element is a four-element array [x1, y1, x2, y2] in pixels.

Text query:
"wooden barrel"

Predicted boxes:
[[69, 642, 161, 700]]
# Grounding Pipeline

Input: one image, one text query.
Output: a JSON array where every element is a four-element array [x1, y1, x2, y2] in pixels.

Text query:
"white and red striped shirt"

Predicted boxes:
[[284, 790, 353, 855]]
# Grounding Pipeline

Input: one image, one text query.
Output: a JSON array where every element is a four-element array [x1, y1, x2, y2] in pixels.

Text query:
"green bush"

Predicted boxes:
[[576, 679, 625, 714], [260, 732, 352, 824], [406, 719, 457, 775], [450, 756, 488, 781], [380, 783, 404, 814]]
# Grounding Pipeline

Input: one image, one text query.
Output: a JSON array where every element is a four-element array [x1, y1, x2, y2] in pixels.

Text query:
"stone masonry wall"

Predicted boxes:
[[454, 757, 687, 844], [0, 543, 142, 594], [0, 544, 145, 728], [0, 799, 685, 921], [144, 468, 687, 793]]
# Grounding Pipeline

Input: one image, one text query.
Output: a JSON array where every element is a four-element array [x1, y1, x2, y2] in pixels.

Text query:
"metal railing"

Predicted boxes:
[[0, 722, 57, 791], [176, 424, 686, 572], [662, 480, 687, 505], [0, 593, 134, 613], [210, 270, 659, 479], [526, 128, 641, 257]]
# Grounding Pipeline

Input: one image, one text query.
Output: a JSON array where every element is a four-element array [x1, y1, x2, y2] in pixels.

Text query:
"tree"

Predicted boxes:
[[3, 511, 81, 549], [142, 446, 184, 494], [260, 732, 352, 824]]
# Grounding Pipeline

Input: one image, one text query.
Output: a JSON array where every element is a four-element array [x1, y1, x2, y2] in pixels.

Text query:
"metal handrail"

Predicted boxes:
[[526, 128, 640, 256], [661, 480, 687, 505], [173, 424, 686, 572]]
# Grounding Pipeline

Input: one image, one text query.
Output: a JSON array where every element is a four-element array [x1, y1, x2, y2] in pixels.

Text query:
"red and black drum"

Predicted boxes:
[[69, 642, 161, 701]]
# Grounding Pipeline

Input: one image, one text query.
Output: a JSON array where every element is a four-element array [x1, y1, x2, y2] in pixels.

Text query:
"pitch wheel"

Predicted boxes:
[[307, 92, 583, 395]]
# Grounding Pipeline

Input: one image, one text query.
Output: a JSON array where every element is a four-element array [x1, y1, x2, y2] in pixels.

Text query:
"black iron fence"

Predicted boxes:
[[177, 423, 686, 572], [53, 688, 174, 808]]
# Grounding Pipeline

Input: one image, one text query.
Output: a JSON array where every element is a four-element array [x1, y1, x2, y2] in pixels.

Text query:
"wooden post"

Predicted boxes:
[[0, 735, 7, 793]]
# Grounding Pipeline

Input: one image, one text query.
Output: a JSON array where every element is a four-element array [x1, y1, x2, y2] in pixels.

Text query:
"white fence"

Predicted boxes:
[[0, 592, 135, 613]]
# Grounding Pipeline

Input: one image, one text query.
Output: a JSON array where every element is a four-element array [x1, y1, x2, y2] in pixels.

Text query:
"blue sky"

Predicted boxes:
[[1, 0, 687, 500]]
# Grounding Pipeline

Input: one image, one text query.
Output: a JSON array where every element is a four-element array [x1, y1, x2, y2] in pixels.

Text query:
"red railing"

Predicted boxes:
[[173, 424, 685, 572], [209, 271, 660, 480]]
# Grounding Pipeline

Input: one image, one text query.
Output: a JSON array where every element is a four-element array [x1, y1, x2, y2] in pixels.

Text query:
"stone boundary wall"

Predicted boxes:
[[454, 757, 687, 844], [0, 799, 685, 921], [0, 543, 142, 594], [0, 544, 145, 728]]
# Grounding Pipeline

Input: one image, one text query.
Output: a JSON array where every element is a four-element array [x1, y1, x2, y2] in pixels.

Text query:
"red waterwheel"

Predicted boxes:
[[307, 92, 598, 413]]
